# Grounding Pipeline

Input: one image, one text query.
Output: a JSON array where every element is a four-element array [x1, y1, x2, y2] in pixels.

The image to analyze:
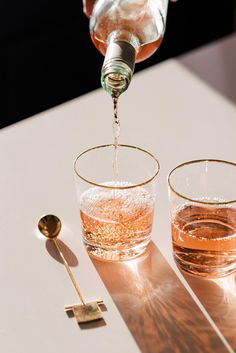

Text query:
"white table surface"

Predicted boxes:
[[179, 32, 236, 105], [1, 34, 236, 353]]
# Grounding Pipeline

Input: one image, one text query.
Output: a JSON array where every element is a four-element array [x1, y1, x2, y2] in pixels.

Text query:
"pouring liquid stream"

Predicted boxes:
[[112, 96, 120, 183]]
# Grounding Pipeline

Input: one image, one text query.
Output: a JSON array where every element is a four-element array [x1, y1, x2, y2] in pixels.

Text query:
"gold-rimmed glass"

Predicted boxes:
[[74, 144, 160, 261], [168, 159, 236, 278]]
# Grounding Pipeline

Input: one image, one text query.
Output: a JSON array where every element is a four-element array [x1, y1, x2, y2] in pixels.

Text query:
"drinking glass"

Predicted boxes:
[[74, 144, 160, 261], [168, 159, 236, 278]]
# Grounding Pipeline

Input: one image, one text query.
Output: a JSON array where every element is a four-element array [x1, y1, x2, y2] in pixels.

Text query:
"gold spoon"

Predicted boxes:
[[38, 214, 104, 323]]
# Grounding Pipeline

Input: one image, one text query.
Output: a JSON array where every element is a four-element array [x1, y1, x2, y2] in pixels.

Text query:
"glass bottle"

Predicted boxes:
[[89, 0, 169, 97]]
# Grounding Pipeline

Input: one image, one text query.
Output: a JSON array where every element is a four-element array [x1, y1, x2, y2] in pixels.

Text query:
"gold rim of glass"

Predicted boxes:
[[168, 158, 236, 205], [74, 144, 160, 189]]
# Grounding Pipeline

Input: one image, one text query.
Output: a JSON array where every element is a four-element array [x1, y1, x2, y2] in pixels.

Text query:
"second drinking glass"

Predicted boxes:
[[168, 159, 236, 278]]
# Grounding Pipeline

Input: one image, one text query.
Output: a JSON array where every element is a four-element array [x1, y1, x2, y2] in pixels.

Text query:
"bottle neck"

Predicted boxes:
[[101, 40, 136, 97]]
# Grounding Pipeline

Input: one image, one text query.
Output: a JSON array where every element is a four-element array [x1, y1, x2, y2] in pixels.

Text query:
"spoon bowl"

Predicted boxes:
[[38, 214, 61, 239]]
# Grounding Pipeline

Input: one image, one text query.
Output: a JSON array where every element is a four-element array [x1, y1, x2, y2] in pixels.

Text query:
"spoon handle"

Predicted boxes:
[[53, 239, 86, 306]]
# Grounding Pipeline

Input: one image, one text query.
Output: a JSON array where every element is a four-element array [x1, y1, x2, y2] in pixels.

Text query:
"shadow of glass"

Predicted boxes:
[[45, 239, 78, 267], [90, 241, 229, 353], [181, 270, 236, 350]]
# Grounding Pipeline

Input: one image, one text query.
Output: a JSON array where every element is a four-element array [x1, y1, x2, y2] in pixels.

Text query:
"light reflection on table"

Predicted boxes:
[[91, 242, 229, 353]]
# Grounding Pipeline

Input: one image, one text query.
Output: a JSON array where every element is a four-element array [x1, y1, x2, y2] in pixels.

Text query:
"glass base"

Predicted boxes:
[[174, 254, 236, 278], [83, 239, 150, 262]]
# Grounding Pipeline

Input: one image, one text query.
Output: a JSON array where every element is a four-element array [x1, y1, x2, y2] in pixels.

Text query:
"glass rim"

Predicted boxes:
[[74, 144, 160, 189], [168, 158, 236, 205]]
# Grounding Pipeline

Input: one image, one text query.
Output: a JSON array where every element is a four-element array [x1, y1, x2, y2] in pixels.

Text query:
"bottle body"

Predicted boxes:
[[89, 0, 168, 96]]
